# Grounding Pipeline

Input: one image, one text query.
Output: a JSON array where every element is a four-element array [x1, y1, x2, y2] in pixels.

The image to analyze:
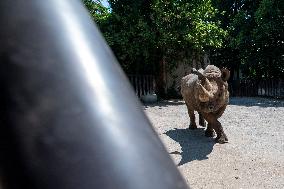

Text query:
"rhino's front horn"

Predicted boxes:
[[204, 78, 212, 91], [198, 84, 212, 102]]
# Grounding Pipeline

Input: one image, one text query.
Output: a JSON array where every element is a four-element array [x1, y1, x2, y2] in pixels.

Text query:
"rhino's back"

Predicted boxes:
[[181, 74, 199, 109], [181, 74, 198, 91]]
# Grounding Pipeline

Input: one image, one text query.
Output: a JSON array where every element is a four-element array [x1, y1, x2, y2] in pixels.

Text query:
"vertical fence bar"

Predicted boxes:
[[127, 75, 156, 97], [145, 75, 149, 95], [136, 75, 139, 97], [231, 79, 284, 98], [139, 75, 142, 96], [143, 76, 145, 96]]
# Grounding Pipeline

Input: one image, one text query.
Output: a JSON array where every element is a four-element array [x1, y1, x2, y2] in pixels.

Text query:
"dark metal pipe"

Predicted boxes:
[[0, 0, 189, 189]]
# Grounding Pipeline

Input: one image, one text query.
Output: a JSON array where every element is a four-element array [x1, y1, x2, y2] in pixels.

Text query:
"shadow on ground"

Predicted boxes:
[[165, 128, 215, 166]]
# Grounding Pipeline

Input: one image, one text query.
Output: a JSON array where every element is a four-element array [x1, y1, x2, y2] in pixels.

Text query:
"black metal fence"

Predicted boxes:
[[230, 79, 284, 98], [127, 76, 283, 99], [128, 75, 156, 97]]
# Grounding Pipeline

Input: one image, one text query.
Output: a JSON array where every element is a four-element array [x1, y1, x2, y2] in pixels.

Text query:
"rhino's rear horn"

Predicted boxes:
[[191, 68, 205, 80]]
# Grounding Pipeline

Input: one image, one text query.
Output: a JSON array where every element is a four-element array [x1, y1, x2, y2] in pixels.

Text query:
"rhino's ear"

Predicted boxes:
[[221, 68, 230, 81]]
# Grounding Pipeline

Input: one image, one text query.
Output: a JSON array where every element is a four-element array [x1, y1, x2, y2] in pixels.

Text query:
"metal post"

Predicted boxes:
[[0, 1, 189, 189]]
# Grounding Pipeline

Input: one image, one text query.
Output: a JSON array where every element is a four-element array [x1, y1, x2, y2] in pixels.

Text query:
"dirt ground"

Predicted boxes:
[[144, 97, 284, 189]]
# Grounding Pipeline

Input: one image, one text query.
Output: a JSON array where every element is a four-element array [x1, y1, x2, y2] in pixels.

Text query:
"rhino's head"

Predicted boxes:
[[192, 66, 230, 113]]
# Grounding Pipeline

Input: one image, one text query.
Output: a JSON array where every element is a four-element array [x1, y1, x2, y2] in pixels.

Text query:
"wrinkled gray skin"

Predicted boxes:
[[181, 65, 230, 143]]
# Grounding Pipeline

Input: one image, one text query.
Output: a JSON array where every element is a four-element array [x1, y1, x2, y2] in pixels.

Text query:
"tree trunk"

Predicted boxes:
[[156, 56, 166, 98], [192, 51, 203, 69]]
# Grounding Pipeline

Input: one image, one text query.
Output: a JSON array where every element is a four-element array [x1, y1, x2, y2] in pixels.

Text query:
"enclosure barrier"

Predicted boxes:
[[0, 1, 189, 189], [128, 75, 156, 97], [230, 79, 283, 98]]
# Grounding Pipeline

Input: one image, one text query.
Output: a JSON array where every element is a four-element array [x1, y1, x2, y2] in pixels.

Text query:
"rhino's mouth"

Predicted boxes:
[[204, 108, 215, 113], [200, 101, 223, 113]]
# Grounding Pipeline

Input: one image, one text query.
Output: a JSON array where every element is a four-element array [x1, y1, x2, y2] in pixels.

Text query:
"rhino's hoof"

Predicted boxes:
[[205, 130, 215, 137], [189, 124, 197, 130], [215, 136, 228, 144]]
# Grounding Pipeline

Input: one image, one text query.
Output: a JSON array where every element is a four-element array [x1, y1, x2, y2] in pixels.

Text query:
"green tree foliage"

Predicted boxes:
[[83, 0, 283, 79], [151, 0, 227, 67], [106, 0, 155, 74], [253, 0, 284, 78], [83, 0, 110, 24], [211, 0, 284, 79], [83, 0, 227, 74], [82, 0, 113, 45]]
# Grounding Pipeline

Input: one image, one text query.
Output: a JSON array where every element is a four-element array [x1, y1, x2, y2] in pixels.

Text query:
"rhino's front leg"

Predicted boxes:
[[186, 105, 197, 129], [188, 110, 197, 129], [204, 114, 228, 143], [212, 120, 228, 143]]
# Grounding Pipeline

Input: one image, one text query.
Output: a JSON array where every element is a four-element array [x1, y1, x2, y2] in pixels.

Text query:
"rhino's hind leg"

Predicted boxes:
[[198, 112, 205, 127], [205, 123, 215, 137], [187, 106, 197, 129]]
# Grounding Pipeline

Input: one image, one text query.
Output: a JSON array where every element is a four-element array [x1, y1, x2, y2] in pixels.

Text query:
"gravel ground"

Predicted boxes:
[[144, 97, 284, 189]]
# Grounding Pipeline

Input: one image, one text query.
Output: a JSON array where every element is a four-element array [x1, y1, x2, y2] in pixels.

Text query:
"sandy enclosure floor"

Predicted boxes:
[[144, 97, 284, 189]]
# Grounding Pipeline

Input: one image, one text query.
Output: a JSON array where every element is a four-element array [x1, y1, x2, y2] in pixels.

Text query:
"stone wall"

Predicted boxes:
[[165, 54, 210, 97]]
